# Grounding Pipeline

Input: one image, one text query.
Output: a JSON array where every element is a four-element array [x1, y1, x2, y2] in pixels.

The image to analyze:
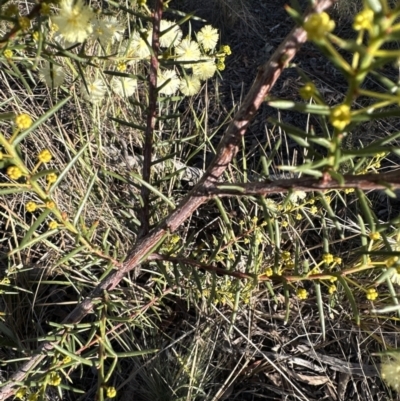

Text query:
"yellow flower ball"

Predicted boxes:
[[197, 25, 219, 51], [299, 82, 316, 100], [26, 201, 37, 213], [38, 149, 52, 163], [3, 49, 13, 59], [15, 113, 33, 129], [7, 166, 22, 180], [117, 62, 127, 72], [222, 45, 231, 55], [106, 386, 117, 398], [264, 267, 273, 277], [386, 256, 399, 268], [366, 288, 378, 301], [353, 8, 374, 31], [296, 288, 308, 300], [329, 104, 351, 131], [323, 253, 334, 264], [49, 372, 62, 386], [51, 0, 94, 43], [63, 355, 72, 364], [369, 232, 381, 241], [328, 285, 336, 294], [14, 388, 27, 400], [47, 173, 57, 184], [304, 12, 335, 41], [49, 221, 58, 230], [46, 201, 55, 209], [217, 60, 225, 71]]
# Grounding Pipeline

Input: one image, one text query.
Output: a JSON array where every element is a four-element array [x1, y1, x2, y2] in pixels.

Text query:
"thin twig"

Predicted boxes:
[[196, 170, 400, 197], [0, 1, 336, 398], [139, 0, 163, 238]]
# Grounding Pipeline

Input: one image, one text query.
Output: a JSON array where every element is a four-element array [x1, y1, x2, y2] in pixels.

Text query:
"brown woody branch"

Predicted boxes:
[[139, 0, 163, 238], [0, 1, 336, 399], [197, 170, 400, 197]]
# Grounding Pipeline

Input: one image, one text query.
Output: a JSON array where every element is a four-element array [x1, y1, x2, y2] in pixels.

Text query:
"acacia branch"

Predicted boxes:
[[197, 170, 400, 197], [139, 0, 163, 238], [0, 1, 336, 398]]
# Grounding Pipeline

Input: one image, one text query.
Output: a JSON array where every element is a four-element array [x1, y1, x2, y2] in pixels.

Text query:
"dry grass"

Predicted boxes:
[[0, 0, 400, 400]]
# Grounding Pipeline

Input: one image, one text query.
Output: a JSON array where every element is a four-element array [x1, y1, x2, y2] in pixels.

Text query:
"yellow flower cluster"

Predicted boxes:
[[15, 113, 33, 129], [14, 387, 26, 400], [63, 355, 72, 364], [264, 267, 273, 277], [26, 201, 37, 212], [329, 104, 351, 131], [369, 232, 381, 241], [304, 12, 335, 41], [297, 288, 308, 300], [299, 82, 316, 100], [106, 386, 117, 398], [353, 8, 374, 31], [47, 173, 57, 184], [38, 149, 52, 163], [49, 372, 62, 386], [323, 253, 334, 264], [366, 288, 378, 300], [3, 49, 13, 59], [52, 0, 94, 43], [49, 221, 58, 230], [386, 256, 399, 268], [7, 166, 22, 180], [46, 201, 55, 209]]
